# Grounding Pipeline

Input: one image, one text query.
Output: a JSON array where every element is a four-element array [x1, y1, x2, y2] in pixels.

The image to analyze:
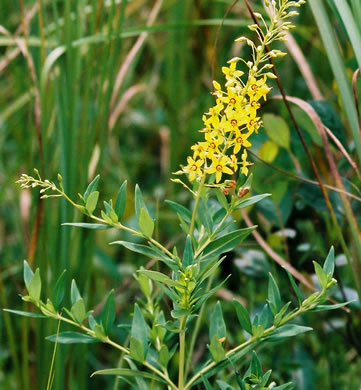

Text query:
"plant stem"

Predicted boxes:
[[178, 315, 188, 389], [189, 174, 206, 238], [184, 305, 306, 390]]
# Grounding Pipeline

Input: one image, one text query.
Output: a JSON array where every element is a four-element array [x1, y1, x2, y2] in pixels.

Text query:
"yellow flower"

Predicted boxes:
[[230, 154, 238, 172], [191, 142, 207, 160], [231, 130, 252, 154], [220, 88, 245, 114], [241, 149, 253, 176], [200, 132, 223, 157], [183, 157, 204, 181], [222, 58, 244, 86], [247, 76, 271, 101], [206, 155, 234, 183], [246, 110, 261, 133], [224, 110, 248, 133]]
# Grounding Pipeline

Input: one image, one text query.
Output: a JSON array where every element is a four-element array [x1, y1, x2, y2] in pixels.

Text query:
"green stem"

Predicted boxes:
[[189, 174, 206, 238], [40, 305, 178, 390], [184, 305, 306, 390], [178, 316, 188, 389]]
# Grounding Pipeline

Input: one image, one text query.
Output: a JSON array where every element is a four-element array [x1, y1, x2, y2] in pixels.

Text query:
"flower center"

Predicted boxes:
[[236, 137, 243, 144], [231, 119, 238, 126], [216, 164, 223, 172], [191, 164, 197, 171], [230, 98, 236, 105], [209, 142, 216, 149]]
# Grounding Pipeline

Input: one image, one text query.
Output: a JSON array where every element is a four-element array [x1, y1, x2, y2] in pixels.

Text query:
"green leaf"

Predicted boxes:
[[251, 351, 262, 377], [233, 299, 252, 335], [234, 194, 271, 210], [269, 383, 294, 390], [62, 222, 111, 230], [138, 270, 183, 289], [101, 290, 115, 334], [201, 227, 256, 261], [263, 113, 290, 150], [103, 200, 119, 222], [71, 298, 86, 324], [209, 301, 226, 340], [46, 331, 98, 344], [158, 344, 170, 368], [259, 140, 279, 163], [323, 246, 335, 277], [52, 270, 67, 311], [215, 188, 229, 210], [135, 184, 147, 217], [131, 304, 149, 359], [85, 191, 99, 215], [284, 268, 303, 305], [115, 180, 127, 219], [165, 200, 192, 224], [267, 324, 313, 341], [111, 241, 176, 270], [183, 235, 193, 267], [171, 307, 190, 319], [23, 260, 34, 292], [70, 279, 81, 306], [208, 334, 225, 362], [193, 277, 230, 310], [268, 273, 281, 315], [310, 300, 354, 312], [91, 368, 165, 383], [198, 199, 213, 233], [202, 375, 213, 390], [130, 336, 144, 362], [83, 175, 100, 202], [313, 261, 327, 289], [83, 175, 100, 201], [3, 309, 46, 318], [138, 207, 154, 238], [268, 273, 281, 314], [29, 268, 41, 305]]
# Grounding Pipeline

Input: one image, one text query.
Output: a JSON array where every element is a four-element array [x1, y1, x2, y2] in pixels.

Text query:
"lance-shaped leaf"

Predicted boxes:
[[3, 309, 46, 318], [115, 180, 127, 219], [310, 300, 354, 312], [71, 298, 87, 324], [71, 279, 82, 306], [323, 246, 335, 278], [158, 345, 170, 368], [183, 235, 193, 267], [101, 290, 115, 334], [138, 208, 154, 238], [138, 270, 183, 289], [284, 268, 303, 305], [202, 375, 214, 390], [198, 199, 213, 233], [29, 268, 41, 305], [52, 270, 67, 310], [130, 304, 149, 362], [23, 260, 33, 292], [62, 223, 111, 230], [268, 273, 281, 315], [91, 368, 166, 383], [85, 191, 99, 215], [313, 261, 327, 289], [267, 324, 313, 341], [250, 351, 262, 378], [209, 301, 226, 341], [83, 175, 100, 201], [215, 188, 229, 210], [208, 334, 225, 363], [201, 226, 256, 261], [46, 331, 99, 344], [233, 299, 252, 335], [165, 200, 192, 224], [234, 193, 271, 210], [135, 184, 147, 217]]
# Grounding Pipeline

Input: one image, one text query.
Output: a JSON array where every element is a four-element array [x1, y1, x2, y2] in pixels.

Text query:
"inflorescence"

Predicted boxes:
[[177, 0, 305, 186]]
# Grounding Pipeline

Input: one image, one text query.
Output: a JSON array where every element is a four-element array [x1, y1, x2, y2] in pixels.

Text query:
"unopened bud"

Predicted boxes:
[[238, 187, 250, 198]]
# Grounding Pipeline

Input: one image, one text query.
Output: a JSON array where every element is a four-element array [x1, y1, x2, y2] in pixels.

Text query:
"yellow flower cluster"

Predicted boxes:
[[178, 0, 305, 185]]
